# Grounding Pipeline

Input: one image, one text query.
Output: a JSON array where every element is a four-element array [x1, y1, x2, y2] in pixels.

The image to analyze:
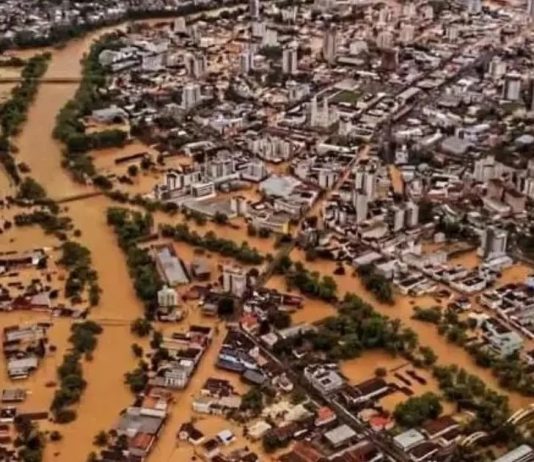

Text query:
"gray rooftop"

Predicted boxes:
[[259, 175, 301, 199], [324, 424, 357, 447], [156, 247, 189, 285], [116, 407, 164, 436]]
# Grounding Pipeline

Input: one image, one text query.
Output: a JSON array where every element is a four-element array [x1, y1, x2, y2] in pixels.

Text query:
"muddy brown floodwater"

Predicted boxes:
[[284, 249, 533, 411], [0, 8, 271, 461], [2, 7, 532, 461]]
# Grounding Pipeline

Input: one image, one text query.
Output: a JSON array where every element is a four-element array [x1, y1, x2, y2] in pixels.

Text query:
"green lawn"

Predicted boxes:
[[331, 89, 361, 105]]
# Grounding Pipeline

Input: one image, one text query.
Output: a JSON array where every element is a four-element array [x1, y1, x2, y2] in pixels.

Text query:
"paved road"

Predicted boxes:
[[236, 327, 411, 461]]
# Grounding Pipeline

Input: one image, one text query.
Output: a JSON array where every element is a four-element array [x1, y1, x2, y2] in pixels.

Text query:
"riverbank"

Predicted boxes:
[[2, 8, 258, 460]]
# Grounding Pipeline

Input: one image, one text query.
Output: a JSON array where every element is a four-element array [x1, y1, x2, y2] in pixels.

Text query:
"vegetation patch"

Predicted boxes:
[[331, 89, 361, 106], [59, 241, 101, 306], [107, 207, 162, 318], [54, 33, 128, 182], [0, 53, 50, 184], [51, 321, 103, 423], [160, 222, 264, 265]]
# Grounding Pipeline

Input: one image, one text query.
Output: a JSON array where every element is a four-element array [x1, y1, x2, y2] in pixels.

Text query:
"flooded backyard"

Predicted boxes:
[[340, 351, 454, 415]]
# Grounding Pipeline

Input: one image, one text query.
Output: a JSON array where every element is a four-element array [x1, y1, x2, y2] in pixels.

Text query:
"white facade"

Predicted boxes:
[[262, 28, 278, 47], [355, 192, 369, 224], [249, 0, 260, 18], [185, 52, 207, 78], [251, 21, 266, 38], [158, 285, 179, 308], [376, 30, 393, 49], [282, 47, 298, 75], [322, 27, 337, 64], [503, 73, 522, 101], [182, 83, 201, 110], [406, 201, 419, 227], [240, 50, 255, 74], [310, 97, 339, 128], [446, 24, 459, 41], [222, 265, 247, 297], [399, 24, 415, 44], [478, 227, 508, 260], [466, 0, 482, 14]]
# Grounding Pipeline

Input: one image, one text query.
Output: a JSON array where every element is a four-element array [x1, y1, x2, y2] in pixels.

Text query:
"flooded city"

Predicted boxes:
[[1, 1, 534, 462]]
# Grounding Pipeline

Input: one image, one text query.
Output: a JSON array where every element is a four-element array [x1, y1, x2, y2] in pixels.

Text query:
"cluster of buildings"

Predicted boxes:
[[0, 0, 240, 49], [150, 324, 214, 389], [2, 323, 48, 380], [95, 325, 214, 461], [12, 0, 534, 459], [112, 387, 172, 461], [209, 330, 391, 461], [178, 420, 258, 461], [480, 280, 534, 340]]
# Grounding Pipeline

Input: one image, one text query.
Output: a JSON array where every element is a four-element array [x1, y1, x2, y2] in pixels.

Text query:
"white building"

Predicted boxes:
[[399, 24, 415, 44], [406, 201, 419, 228], [502, 73, 522, 101], [251, 21, 266, 38], [287, 81, 310, 102], [240, 50, 255, 74], [282, 47, 298, 75], [182, 83, 201, 110], [322, 27, 337, 64], [391, 206, 405, 232], [174, 17, 187, 34], [310, 97, 338, 128], [478, 226, 508, 260], [158, 285, 179, 308], [473, 155, 502, 183], [185, 52, 207, 79], [249, 136, 294, 161], [222, 265, 247, 297], [262, 28, 278, 47], [402, 2, 416, 18], [466, 0, 481, 14], [357, 171, 377, 200], [446, 24, 459, 41], [489, 57, 507, 80], [249, 0, 260, 19], [354, 192, 369, 223], [376, 30, 393, 49]]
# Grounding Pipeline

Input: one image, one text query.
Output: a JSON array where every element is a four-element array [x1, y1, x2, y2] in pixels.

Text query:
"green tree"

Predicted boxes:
[[214, 212, 228, 225], [93, 430, 108, 447], [131, 343, 144, 358], [17, 177, 46, 201], [240, 387, 264, 415], [217, 296, 235, 317], [130, 318, 152, 337], [394, 392, 443, 427]]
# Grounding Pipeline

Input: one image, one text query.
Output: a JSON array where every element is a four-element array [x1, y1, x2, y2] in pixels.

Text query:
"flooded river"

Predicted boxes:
[[1, 7, 532, 462], [0, 7, 269, 461]]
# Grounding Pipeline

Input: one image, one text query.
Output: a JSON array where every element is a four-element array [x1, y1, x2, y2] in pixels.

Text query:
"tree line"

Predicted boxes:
[[160, 222, 264, 265], [51, 321, 103, 424], [53, 33, 127, 182], [107, 207, 162, 318], [0, 53, 50, 184]]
